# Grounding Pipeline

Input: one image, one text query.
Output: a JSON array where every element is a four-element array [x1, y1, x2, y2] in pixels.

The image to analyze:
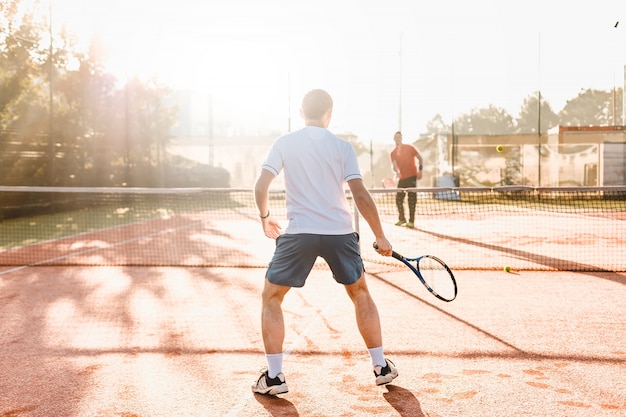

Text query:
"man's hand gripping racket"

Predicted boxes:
[[374, 243, 457, 302]]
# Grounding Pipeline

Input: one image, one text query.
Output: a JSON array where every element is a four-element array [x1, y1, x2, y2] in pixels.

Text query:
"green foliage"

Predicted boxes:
[[424, 87, 624, 136], [0, 1, 46, 130], [339, 133, 368, 156], [559, 88, 623, 126], [425, 114, 449, 134], [0, 0, 183, 187], [516, 92, 559, 133], [452, 104, 516, 135]]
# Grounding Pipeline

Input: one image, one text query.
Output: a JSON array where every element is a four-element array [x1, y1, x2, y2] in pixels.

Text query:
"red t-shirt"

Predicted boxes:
[[390, 144, 419, 179]]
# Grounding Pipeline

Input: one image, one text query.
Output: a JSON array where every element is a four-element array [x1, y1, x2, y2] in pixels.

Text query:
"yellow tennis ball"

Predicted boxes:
[[496, 145, 504, 152], [504, 265, 511, 272]]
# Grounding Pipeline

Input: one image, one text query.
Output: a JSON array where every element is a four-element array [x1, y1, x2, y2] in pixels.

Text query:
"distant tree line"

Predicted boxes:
[[424, 88, 624, 136], [346, 87, 624, 187]]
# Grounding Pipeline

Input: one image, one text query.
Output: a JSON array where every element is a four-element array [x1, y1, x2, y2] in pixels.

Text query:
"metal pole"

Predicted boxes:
[[48, 0, 55, 185], [208, 94, 214, 166], [537, 32, 542, 187], [398, 31, 403, 132], [451, 123, 456, 178], [616, 21, 625, 126], [287, 71, 292, 132], [612, 81, 617, 126]]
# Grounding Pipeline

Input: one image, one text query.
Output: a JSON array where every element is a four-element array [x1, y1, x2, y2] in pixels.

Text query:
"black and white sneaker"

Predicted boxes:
[[251, 368, 289, 395], [374, 359, 398, 386]]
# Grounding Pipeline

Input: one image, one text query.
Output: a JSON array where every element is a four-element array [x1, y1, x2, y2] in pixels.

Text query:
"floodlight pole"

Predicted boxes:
[[208, 94, 214, 166], [398, 31, 403, 132], [622, 29, 626, 127], [612, 21, 622, 126], [48, 0, 55, 185], [287, 71, 292, 132], [537, 32, 542, 187]]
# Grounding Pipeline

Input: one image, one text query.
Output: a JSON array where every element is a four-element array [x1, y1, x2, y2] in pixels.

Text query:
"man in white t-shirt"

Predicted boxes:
[[252, 89, 397, 395]]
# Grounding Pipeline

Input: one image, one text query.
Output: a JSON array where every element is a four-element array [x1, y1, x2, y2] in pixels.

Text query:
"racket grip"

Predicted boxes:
[[373, 242, 404, 261], [391, 251, 404, 261]]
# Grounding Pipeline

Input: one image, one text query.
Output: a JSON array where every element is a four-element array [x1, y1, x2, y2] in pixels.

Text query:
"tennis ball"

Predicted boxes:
[[496, 145, 504, 153], [504, 265, 511, 272]]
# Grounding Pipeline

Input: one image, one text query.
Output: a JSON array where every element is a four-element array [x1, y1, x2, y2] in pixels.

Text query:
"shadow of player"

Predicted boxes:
[[383, 385, 426, 417], [254, 393, 300, 416]]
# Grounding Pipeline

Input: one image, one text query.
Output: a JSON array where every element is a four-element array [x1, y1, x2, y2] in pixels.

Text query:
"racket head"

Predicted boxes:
[[392, 251, 457, 302], [375, 245, 457, 302], [382, 177, 395, 188], [414, 255, 457, 301]]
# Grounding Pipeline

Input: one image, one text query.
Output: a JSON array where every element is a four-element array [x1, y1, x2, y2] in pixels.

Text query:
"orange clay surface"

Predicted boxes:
[[1, 264, 625, 417]]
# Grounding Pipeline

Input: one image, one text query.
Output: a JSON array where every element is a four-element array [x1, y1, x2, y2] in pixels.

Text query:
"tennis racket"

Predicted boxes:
[[382, 177, 396, 188], [374, 243, 457, 302]]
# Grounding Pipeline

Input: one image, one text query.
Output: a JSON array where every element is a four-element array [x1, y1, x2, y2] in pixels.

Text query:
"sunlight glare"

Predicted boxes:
[[41, 0, 626, 140]]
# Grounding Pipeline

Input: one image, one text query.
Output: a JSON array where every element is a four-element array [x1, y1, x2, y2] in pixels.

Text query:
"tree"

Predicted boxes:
[[516, 92, 559, 133], [338, 132, 368, 156], [0, 0, 48, 131], [0, 0, 179, 186], [424, 113, 451, 134], [121, 76, 177, 186], [452, 105, 515, 135], [559, 88, 623, 126], [0, 0, 52, 184]]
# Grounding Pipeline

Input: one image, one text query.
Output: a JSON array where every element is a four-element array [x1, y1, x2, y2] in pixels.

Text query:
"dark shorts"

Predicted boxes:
[[266, 233, 364, 287], [398, 175, 417, 189]]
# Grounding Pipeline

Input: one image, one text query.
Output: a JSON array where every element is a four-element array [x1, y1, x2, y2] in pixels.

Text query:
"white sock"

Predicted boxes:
[[368, 346, 386, 368], [266, 353, 283, 378]]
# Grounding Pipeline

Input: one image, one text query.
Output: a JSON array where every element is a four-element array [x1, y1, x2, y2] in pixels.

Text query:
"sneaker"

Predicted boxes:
[[406, 221, 414, 229], [394, 220, 406, 226], [374, 359, 398, 386], [251, 368, 289, 395]]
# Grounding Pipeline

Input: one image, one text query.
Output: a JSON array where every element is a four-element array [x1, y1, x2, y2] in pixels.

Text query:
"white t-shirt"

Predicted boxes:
[[261, 126, 362, 235]]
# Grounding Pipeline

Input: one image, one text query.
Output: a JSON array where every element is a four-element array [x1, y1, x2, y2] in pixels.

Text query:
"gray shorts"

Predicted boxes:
[[266, 233, 364, 287]]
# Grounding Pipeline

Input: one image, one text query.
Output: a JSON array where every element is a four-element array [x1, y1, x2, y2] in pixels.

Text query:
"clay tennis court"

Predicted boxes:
[[1, 187, 625, 416], [1, 264, 625, 416]]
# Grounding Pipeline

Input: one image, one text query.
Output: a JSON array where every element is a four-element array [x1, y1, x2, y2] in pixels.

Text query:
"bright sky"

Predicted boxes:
[[43, 0, 626, 142]]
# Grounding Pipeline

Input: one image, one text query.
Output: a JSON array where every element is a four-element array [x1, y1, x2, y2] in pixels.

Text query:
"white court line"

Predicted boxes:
[[224, 289, 344, 417]]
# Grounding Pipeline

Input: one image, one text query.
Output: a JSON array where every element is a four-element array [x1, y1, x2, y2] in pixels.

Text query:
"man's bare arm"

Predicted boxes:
[[254, 169, 282, 239], [347, 178, 392, 256], [415, 149, 424, 180]]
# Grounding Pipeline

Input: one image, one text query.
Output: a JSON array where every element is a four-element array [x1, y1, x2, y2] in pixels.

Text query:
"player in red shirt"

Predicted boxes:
[[389, 131, 423, 228]]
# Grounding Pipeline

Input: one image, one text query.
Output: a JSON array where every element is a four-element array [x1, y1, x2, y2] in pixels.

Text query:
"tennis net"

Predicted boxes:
[[0, 186, 624, 271]]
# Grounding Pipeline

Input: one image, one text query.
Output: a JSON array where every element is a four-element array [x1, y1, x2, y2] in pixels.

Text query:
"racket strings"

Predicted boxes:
[[417, 257, 456, 300]]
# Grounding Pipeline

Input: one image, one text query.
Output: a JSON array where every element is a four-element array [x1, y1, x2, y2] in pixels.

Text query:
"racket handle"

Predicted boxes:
[[391, 251, 404, 261], [373, 242, 404, 261]]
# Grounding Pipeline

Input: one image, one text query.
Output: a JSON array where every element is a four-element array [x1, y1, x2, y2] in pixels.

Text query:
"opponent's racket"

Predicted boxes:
[[375, 244, 457, 302], [382, 177, 396, 189]]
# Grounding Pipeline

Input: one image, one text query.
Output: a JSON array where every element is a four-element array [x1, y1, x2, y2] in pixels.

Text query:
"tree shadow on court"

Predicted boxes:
[[253, 393, 300, 416], [383, 385, 426, 417], [0, 212, 272, 268], [369, 270, 625, 364], [414, 227, 626, 286]]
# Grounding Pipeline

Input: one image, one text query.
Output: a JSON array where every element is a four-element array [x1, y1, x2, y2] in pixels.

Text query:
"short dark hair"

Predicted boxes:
[[301, 89, 333, 120]]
